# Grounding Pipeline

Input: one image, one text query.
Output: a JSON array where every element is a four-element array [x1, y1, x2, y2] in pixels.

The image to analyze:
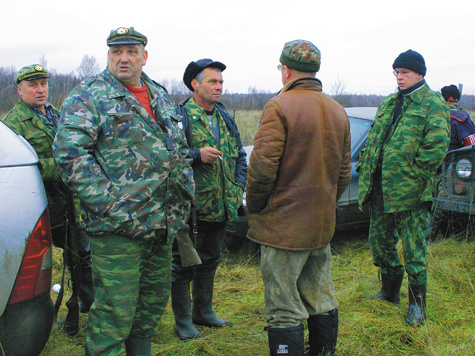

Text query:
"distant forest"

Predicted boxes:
[[2, 65, 475, 115]]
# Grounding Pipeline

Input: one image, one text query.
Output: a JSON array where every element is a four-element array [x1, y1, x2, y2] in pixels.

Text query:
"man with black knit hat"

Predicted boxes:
[[247, 40, 351, 356], [425, 84, 475, 240], [172, 59, 247, 340], [358, 49, 450, 326], [441, 84, 475, 151]]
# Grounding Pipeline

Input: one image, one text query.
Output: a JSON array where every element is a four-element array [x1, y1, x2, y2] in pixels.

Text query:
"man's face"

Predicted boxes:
[[394, 68, 423, 90], [107, 44, 148, 87], [17, 78, 48, 109], [192, 68, 224, 107]]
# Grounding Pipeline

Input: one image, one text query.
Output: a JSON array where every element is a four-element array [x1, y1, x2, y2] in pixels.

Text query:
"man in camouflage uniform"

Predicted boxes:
[[53, 27, 194, 356], [171, 58, 247, 340], [358, 49, 450, 326], [247, 40, 351, 356], [1, 64, 94, 315]]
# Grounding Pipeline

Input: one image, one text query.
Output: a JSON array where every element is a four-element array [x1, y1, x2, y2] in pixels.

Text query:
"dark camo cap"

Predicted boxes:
[[280, 40, 321, 73], [15, 64, 50, 84], [107, 27, 147, 47]]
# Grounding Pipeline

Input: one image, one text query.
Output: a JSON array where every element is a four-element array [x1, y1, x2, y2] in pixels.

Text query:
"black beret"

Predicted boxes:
[[183, 58, 226, 91], [392, 49, 426, 77], [441, 84, 460, 102]]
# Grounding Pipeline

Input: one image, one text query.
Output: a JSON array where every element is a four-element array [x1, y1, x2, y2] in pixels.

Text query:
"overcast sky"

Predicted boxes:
[[2, 0, 474, 96]]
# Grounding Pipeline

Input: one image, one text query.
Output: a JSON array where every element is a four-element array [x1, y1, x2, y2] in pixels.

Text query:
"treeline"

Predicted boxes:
[[2, 66, 475, 114]]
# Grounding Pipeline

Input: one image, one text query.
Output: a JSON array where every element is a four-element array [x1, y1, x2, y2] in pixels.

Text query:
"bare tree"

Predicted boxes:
[[38, 55, 48, 67], [77, 55, 101, 80], [330, 76, 347, 96]]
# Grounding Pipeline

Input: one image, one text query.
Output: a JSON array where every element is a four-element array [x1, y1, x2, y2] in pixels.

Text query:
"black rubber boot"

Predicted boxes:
[[192, 275, 232, 328], [124, 336, 152, 356], [267, 324, 305, 356], [406, 283, 427, 326], [306, 309, 338, 356], [171, 282, 203, 340], [369, 272, 403, 304]]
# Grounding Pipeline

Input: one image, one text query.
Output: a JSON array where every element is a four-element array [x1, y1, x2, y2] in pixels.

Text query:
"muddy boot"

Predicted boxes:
[[171, 282, 202, 340], [406, 283, 427, 326]]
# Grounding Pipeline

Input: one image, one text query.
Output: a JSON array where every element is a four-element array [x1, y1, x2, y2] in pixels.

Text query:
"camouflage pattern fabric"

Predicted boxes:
[[260, 244, 338, 328], [368, 177, 429, 285], [85, 232, 171, 355], [183, 97, 244, 222], [53, 69, 194, 241], [2, 99, 66, 228], [279, 40, 321, 73], [358, 83, 450, 213]]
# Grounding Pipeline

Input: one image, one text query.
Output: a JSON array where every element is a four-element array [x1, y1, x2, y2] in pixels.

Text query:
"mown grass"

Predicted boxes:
[[41, 231, 475, 356], [40, 110, 475, 355]]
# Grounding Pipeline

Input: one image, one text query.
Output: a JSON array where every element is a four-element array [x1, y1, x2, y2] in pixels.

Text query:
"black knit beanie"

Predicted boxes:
[[441, 84, 460, 102], [392, 49, 426, 77]]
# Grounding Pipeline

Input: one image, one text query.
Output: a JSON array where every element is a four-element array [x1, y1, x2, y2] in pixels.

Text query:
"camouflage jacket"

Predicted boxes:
[[176, 98, 247, 222], [358, 82, 450, 213], [53, 69, 194, 241], [2, 99, 67, 228]]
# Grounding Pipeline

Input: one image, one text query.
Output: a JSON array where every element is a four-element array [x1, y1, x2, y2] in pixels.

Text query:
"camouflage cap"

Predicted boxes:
[[280, 40, 321, 73], [14, 64, 50, 84], [107, 27, 147, 47]]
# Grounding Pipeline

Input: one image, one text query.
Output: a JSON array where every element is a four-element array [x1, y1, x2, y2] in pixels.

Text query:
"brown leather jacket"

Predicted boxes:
[[246, 78, 351, 250]]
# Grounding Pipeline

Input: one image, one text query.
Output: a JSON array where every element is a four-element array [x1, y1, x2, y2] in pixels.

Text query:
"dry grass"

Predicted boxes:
[[40, 231, 475, 356], [39, 110, 475, 355]]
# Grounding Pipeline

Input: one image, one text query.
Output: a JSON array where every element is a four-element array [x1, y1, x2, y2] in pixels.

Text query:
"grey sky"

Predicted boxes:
[[2, 0, 474, 96]]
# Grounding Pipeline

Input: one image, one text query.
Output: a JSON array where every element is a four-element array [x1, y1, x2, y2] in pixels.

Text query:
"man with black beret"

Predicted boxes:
[[358, 49, 450, 326], [247, 40, 351, 356], [172, 59, 247, 340]]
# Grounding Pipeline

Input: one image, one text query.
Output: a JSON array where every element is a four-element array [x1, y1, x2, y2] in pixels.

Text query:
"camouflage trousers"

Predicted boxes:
[[85, 231, 171, 356], [369, 181, 429, 285], [260, 244, 338, 328]]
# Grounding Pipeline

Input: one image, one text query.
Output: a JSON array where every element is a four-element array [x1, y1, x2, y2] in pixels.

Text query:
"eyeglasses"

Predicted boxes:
[[393, 70, 412, 77], [277, 64, 284, 71]]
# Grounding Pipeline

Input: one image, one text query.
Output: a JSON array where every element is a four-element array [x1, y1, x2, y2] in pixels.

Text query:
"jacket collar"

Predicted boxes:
[[398, 80, 428, 105], [279, 77, 323, 94]]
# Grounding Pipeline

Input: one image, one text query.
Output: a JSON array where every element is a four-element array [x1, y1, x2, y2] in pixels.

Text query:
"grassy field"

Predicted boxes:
[[39, 110, 475, 355], [41, 230, 475, 356]]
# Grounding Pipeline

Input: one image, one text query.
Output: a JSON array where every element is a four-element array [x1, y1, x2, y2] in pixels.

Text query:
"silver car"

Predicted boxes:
[[226, 107, 377, 240], [0, 121, 54, 356]]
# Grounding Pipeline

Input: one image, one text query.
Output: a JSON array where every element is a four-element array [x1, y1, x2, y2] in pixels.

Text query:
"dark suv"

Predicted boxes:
[[431, 146, 475, 236], [0, 121, 54, 356]]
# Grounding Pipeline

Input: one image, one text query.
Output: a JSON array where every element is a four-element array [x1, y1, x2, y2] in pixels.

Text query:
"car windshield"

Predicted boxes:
[[348, 117, 372, 151]]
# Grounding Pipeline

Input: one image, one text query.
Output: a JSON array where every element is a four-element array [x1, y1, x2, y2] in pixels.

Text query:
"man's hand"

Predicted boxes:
[[200, 147, 222, 164]]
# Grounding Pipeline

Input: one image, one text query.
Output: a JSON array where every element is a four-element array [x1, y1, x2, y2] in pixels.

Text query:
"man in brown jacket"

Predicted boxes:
[[246, 40, 351, 356]]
